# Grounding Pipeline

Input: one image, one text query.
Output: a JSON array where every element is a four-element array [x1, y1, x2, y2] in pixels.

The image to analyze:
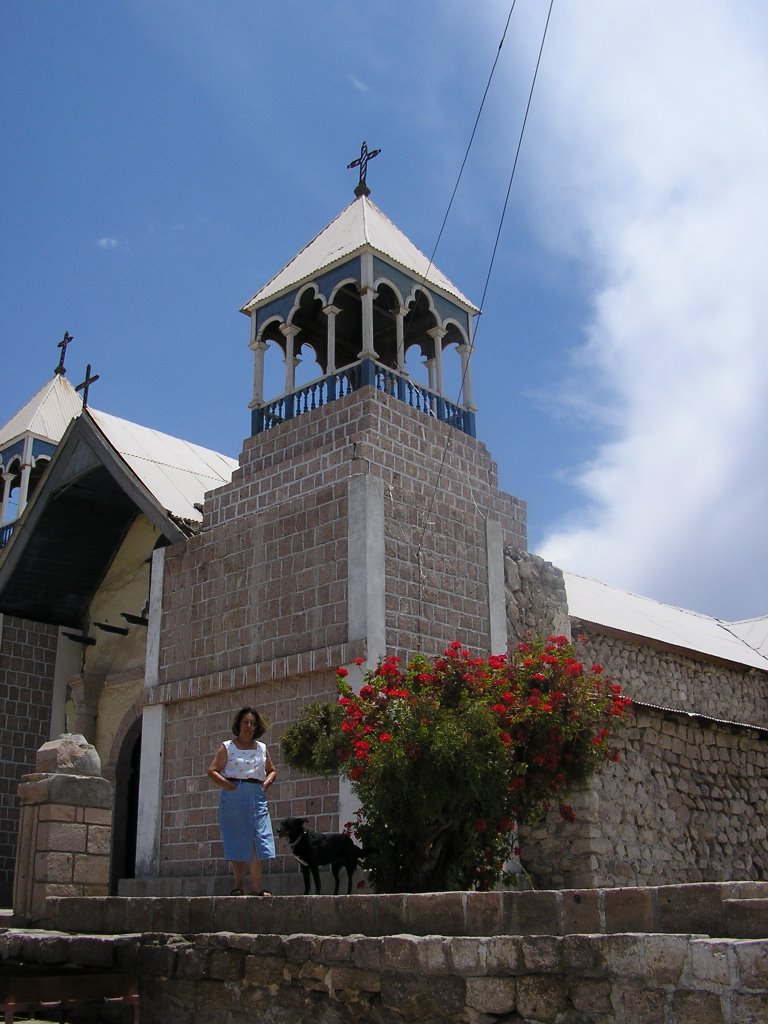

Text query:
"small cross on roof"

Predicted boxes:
[[54, 331, 73, 376], [347, 140, 381, 197], [75, 364, 100, 408]]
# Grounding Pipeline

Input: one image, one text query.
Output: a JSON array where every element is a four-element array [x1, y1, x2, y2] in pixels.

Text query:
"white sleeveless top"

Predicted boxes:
[[223, 739, 267, 780]]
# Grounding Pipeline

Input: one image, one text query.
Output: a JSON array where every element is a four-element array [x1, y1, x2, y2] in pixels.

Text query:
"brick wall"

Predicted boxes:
[[0, 614, 58, 903], [151, 388, 527, 880]]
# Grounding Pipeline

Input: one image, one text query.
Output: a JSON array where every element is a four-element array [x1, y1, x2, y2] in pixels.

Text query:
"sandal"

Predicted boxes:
[[230, 888, 244, 896], [256, 890, 272, 896]]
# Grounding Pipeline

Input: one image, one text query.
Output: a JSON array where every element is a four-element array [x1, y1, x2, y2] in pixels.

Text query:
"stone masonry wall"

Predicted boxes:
[[523, 704, 768, 889], [573, 625, 768, 729], [505, 548, 570, 644], [4, 925, 766, 1024], [0, 614, 57, 904]]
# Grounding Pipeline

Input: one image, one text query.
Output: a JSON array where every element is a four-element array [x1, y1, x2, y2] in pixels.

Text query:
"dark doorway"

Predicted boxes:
[[110, 718, 141, 893]]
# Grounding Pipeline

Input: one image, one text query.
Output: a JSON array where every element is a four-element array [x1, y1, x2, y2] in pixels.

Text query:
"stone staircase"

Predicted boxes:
[[41, 880, 768, 940]]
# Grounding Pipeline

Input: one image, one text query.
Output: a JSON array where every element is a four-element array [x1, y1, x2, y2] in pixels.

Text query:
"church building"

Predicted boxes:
[[1, 167, 766, 901]]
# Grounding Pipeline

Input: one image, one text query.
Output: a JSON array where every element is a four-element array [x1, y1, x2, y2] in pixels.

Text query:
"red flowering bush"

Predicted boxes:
[[281, 635, 630, 892]]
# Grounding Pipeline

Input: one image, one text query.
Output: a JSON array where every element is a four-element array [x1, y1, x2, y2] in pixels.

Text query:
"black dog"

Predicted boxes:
[[278, 817, 364, 895]]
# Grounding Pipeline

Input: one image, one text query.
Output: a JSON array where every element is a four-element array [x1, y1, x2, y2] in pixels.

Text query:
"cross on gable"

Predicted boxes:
[[347, 140, 381, 198], [75, 364, 100, 408], [54, 331, 73, 376]]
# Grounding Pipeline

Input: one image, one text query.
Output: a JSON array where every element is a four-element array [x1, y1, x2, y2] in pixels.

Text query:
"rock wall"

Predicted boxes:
[[522, 704, 768, 890], [505, 548, 570, 645], [573, 625, 767, 728]]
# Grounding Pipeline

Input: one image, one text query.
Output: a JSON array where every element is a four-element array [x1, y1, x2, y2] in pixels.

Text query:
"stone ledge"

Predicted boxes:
[[46, 881, 768, 939]]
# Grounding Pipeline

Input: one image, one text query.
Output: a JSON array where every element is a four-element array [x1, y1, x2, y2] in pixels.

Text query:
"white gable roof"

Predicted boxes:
[[0, 374, 83, 449], [88, 410, 238, 525], [242, 195, 478, 312], [563, 570, 768, 672]]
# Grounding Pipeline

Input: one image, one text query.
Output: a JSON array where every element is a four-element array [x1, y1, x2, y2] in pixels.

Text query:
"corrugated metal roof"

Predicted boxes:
[[89, 409, 238, 524], [0, 375, 83, 449], [563, 570, 768, 671], [242, 195, 478, 312]]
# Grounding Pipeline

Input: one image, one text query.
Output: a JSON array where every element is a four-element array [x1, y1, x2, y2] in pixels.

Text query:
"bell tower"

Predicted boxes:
[[140, 167, 527, 887]]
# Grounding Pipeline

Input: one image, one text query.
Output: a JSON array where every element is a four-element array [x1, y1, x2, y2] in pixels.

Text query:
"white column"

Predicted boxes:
[[424, 356, 437, 394], [135, 544, 167, 877], [0, 473, 11, 525], [343, 474, 386, 831], [134, 703, 166, 877], [17, 463, 31, 516], [357, 252, 377, 359], [486, 518, 507, 655], [280, 323, 300, 393], [458, 342, 476, 410], [323, 304, 340, 373], [395, 306, 408, 373], [428, 327, 446, 396]]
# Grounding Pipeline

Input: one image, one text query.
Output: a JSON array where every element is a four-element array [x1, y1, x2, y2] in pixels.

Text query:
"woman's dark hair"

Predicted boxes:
[[232, 706, 268, 739]]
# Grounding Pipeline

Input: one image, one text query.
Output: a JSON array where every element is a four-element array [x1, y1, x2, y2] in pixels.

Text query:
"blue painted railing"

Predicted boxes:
[[251, 359, 476, 437], [0, 521, 15, 550]]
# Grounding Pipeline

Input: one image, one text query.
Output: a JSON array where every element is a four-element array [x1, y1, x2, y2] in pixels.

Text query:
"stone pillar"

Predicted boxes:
[[323, 304, 340, 373], [13, 733, 112, 923]]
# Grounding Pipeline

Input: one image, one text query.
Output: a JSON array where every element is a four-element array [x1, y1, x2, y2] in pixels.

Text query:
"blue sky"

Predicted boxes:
[[2, 1, 766, 621]]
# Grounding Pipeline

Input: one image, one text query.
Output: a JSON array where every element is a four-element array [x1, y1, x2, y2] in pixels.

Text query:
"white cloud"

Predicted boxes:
[[521, 0, 768, 619], [348, 75, 370, 93], [96, 237, 119, 250]]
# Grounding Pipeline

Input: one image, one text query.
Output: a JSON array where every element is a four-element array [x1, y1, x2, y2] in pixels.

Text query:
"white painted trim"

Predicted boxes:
[[145, 547, 165, 690], [134, 703, 165, 878], [486, 518, 507, 655], [51, 627, 80, 739]]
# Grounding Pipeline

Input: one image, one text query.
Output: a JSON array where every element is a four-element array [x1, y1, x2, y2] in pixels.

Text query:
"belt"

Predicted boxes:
[[226, 778, 264, 785]]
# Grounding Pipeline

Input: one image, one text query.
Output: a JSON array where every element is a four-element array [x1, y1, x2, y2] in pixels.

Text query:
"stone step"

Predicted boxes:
[[44, 881, 768, 939], [724, 898, 768, 938]]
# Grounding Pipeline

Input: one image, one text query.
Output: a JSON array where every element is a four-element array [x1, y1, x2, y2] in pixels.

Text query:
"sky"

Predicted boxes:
[[1, 0, 766, 622]]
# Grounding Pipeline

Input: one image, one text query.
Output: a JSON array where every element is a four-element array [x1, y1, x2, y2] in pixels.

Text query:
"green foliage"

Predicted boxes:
[[280, 636, 630, 892]]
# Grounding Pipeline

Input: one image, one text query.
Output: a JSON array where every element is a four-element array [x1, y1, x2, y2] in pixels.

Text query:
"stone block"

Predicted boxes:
[[86, 824, 112, 855], [308, 895, 339, 935], [380, 971, 465, 1018], [465, 891, 502, 935], [618, 985, 669, 1024], [465, 976, 516, 1014], [504, 889, 560, 935], [282, 935, 314, 962], [37, 821, 87, 853], [516, 975, 569, 1022], [336, 894, 379, 935], [243, 954, 288, 986], [569, 978, 613, 1014], [405, 891, 465, 935], [382, 935, 421, 972], [562, 933, 601, 970], [562, 887, 601, 933], [521, 934, 563, 972], [725, 899, 768, 939], [209, 948, 245, 981], [672, 990, 725, 1024], [326, 965, 380, 994], [685, 940, 732, 988], [73, 852, 109, 884], [732, 939, 768, 988], [374, 893, 407, 935], [657, 884, 723, 935], [36, 850, 73, 884], [604, 886, 654, 933], [449, 936, 489, 975], [176, 945, 212, 981], [725, 992, 768, 1024]]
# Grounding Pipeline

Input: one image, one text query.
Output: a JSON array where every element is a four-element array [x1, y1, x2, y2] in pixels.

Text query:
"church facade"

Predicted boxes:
[[1, 183, 765, 901]]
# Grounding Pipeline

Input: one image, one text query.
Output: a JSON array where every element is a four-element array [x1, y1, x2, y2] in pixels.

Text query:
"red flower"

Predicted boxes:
[[349, 765, 365, 781], [359, 685, 375, 699], [379, 733, 393, 742], [559, 804, 576, 823], [354, 657, 366, 665], [337, 667, 349, 678]]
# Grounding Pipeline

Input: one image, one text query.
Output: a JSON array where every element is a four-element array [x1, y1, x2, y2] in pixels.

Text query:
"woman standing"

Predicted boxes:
[[208, 706, 277, 895]]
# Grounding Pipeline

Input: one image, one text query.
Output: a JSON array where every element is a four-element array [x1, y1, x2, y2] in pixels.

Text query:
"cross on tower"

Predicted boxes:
[[347, 141, 381, 198], [75, 364, 100, 408], [54, 331, 73, 376]]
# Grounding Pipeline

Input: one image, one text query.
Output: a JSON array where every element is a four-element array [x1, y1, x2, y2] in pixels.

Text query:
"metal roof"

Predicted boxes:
[[89, 409, 238, 524], [0, 374, 83, 450], [241, 195, 478, 313], [563, 570, 768, 671]]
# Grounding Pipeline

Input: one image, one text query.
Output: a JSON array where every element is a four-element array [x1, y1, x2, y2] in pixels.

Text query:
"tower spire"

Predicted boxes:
[[347, 140, 381, 198]]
